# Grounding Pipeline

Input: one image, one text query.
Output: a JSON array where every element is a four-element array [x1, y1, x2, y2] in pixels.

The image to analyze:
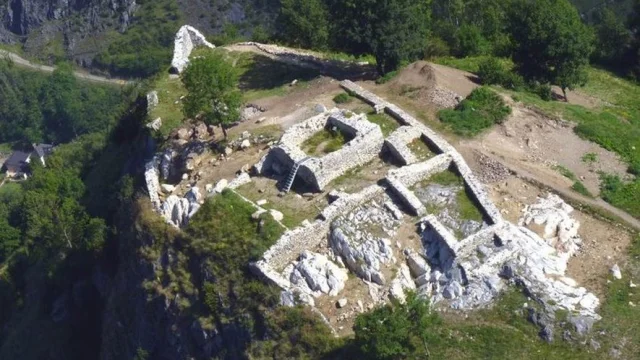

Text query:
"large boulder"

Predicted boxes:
[[288, 251, 348, 297], [330, 226, 394, 285]]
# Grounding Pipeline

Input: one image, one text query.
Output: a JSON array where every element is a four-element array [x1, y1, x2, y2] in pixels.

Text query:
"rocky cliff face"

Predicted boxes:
[[1, 0, 137, 64], [0, 0, 278, 69]]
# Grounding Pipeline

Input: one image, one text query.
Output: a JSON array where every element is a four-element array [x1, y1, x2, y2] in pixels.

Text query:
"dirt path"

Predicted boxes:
[[462, 146, 640, 231], [0, 49, 131, 86]]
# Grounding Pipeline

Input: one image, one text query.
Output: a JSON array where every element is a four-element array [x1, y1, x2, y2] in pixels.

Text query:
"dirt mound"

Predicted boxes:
[[384, 61, 479, 109]]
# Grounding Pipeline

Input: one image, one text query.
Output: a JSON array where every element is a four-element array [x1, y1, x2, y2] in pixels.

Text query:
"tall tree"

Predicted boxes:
[[181, 52, 242, 138], [509, 0, 594, 100], [276, 0, 330, 50], [327, 0, 431, 75], [593, 8, 632, 65]]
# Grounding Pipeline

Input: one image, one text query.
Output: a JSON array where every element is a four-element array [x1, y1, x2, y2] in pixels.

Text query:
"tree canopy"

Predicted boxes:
[[276, 0, 330, 50], [509, 0, 594, 98], [181, 52, 242, 137], [326, 0, 431, 74]]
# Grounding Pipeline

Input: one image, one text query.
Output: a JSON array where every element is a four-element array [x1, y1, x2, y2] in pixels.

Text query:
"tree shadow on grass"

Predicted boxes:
[[239, 54, 378, 91], [239, 55, 321, 92]]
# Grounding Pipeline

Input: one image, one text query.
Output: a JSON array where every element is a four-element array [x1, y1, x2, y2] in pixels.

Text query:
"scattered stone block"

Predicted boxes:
[[337, 298, 348, 308]]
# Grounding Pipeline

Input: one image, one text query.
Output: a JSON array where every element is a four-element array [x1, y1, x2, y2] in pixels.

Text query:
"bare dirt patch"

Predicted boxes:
[[459, 101, 629, 196], [487, 175, 633, 297]]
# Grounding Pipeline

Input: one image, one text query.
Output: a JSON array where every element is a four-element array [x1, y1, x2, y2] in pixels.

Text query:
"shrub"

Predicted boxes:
[[454, 24, 490, 57], [532, 83, 553, 101], [438, 87, 511, 136], [424, 37, 451, 58], [581, 152, 598, 164], [333, 92, 351, 104], [477, 57, 524, 90], [599, 173, 640, 218]]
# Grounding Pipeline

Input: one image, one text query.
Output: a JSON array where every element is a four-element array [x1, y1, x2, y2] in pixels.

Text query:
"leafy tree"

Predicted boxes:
[[353, 293, 441, 360], [181, 52, 242, 138], [509, 0, 594, 100], [276, 0, 330, 49], [326, 0, 431, 75], [454, 24, 490, 56], [627, 0, 640, 79], [592, 8, 632, 65]]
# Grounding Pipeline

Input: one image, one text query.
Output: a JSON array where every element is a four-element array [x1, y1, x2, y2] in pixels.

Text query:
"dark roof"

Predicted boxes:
[[3, 151, 31, 172], [33, 143, 54, 158]]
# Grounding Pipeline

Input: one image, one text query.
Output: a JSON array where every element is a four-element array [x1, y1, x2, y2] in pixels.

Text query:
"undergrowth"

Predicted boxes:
[[438, 87, 511, 136]]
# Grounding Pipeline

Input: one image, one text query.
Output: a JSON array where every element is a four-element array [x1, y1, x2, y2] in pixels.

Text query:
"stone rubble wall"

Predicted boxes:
[[384, 126, 422, 165], [385, 177, 425, 216], [450, 152, 503, 225], [388, 154, 453, 188], [170, 25, 216, 73], [270, 109, 384, 191]]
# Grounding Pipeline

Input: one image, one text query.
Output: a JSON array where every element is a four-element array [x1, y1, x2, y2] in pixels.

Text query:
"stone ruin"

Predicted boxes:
[[254, 109, 384, 191], [249, 80, 600, 330], [170, 25, 215, 74]]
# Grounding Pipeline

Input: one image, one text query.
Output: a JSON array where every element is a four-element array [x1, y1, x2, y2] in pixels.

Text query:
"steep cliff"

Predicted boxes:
[[0, 0, 277, 71]]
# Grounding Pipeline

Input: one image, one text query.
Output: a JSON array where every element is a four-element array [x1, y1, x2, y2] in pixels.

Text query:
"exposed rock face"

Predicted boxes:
[[169, 25, 215, 74], [519, 194, 582, 261], [286, 251, 348, 297], [388, 264, 416, 303], [160, 187, 202, 228]]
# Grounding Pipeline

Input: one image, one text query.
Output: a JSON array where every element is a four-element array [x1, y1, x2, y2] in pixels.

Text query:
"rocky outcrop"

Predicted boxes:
[[170, 25, 215, 74], [161, 187, 202, 228], [285, 251, 348, 297]]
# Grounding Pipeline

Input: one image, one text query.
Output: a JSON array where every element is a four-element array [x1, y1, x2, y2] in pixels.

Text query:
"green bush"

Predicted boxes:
[[533, 83, 553, 101], [477, 57, 506, 85], [333, 92, 351, 104], [477, 57, 525, 90], [438, 87, 511, 136], [454, 24, 490, 57], [599, 173, 640, 218]]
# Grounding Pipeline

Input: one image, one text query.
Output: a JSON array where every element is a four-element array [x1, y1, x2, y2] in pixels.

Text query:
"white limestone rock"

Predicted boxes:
[[146, 91, 158, 110], [144, 157, 162, 211], [330, 227, 394, 285], [228, 172, 252, 189], [269, 209, 284, 222], [389, 264, 416, 303], [161, 184, 176, 193], [288, 251, 348, 297], [213, 179, 228, 194], [337, 298, 348, 308], [520, 194, 582, 260], [170, 25, 215, 73], [611, 264, 622, 280], [146, 117, 162, 131]]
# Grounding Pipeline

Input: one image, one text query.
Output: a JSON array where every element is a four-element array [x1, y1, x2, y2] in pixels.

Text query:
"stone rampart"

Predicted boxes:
[[386, 177, 425, 216], [384, 126, 422, 165], [170, 25, 215, 73], [388, 154, 453, 188]]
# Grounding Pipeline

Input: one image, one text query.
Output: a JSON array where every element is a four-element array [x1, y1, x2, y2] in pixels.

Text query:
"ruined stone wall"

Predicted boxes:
[[170, 25, 216, 73], [384, 126, 422, 165]]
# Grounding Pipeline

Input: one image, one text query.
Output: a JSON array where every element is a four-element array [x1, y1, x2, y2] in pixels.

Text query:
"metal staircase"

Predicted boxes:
[[283, 157, 310, 193]]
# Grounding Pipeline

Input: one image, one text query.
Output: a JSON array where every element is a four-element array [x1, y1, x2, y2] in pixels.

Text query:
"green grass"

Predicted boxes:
[[553, 165, 578, 181], [599, 173, 640, 218], [407, 137, 435, 161], [301, 128, 349, 156], [366, 112, 400, 137], [571, 181, 594, 198], [333, 92, 351, 104], [429, 170, 463, 186], [582, 152, 598, 164], [438, 87, 511, 136], [434, 55, 514, 74], [148, 74, 188, 139], [456, 188, 484, 222]]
